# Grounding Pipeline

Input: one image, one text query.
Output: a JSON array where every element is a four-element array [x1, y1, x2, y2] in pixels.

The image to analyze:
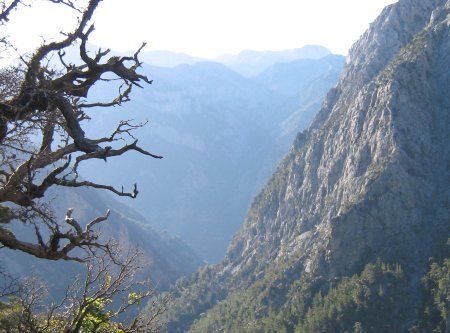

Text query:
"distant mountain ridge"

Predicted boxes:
[[132, 45, 332, 77], [215, 45, 332, 77]]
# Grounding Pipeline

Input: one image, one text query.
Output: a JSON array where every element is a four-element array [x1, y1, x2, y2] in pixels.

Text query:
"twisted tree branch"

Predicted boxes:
[[0, 0, 162, 261]]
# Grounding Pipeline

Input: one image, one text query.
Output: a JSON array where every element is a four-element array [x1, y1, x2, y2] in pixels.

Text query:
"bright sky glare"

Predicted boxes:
[[5, 0, 398, 59]]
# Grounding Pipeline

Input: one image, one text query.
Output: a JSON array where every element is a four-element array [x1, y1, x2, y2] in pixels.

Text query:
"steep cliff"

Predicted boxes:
[[225, 0, 449, 281], [165, 0, 450, 331]]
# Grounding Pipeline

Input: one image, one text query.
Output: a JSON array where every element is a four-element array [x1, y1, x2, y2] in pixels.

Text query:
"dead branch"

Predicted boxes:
[[0, 208, 111, 261], [0, 248, 168, 332], [0, 0, 162, 261], [0, 0, 21, 23]]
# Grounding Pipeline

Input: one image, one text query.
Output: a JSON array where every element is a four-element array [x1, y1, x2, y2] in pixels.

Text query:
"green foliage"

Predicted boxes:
[[181, 260, 420, 333], [164, 264, 229, 332], [170, 235, 450, 333], [183, 254, 311, 333], [425, 259, 449, 323], [0, 297, 123, 333], [80, 297, 117, 333], [410, 239, 450, 333], [295, 262, 409, 333], [0, 298, 23, 332]]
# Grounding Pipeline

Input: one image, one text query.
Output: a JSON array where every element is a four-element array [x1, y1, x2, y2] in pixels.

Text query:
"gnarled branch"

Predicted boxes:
[[0, 208, 111, 262], [0, 0, 162, 261]]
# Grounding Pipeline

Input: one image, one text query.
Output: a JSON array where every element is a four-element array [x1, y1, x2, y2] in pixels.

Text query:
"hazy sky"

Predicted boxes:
[[5, 0, 397, 58]]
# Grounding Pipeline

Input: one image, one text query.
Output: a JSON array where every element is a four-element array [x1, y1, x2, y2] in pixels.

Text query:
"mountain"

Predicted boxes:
[[80, 55, 344, 263], [215, 45, 331, 77], [0, 186, 203, 295], [163, 0, 450, 331], [253, 55, 346, 143], [115, 46, 330, 74]]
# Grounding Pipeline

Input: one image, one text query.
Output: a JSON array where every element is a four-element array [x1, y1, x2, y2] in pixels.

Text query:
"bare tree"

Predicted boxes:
[[0, 266, 19, 298], [0, 249, 170, 333], [0, 0, 162, 261]]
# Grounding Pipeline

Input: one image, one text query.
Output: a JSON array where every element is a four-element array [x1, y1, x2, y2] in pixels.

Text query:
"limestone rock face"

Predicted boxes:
[[225, 0, 450, 281]]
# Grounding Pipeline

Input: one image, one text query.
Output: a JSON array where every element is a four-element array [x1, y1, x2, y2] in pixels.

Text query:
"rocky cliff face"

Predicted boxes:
[[225, 0, 449, 280], [165, 0, 450, 331]]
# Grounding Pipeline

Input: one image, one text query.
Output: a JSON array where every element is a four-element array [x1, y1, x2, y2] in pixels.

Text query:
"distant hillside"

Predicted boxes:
[[0, 186, 203, 296], [119, 45, 332, 76], [80, 55, 344, 263]]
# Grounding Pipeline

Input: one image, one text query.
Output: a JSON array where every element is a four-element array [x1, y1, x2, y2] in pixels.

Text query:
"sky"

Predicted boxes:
[[4, 0, 398, 59]]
